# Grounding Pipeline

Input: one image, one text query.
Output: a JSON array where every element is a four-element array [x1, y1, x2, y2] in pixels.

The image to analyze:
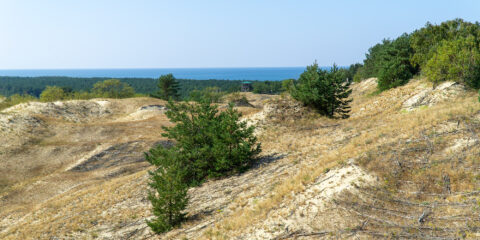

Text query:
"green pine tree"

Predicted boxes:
[[145, 99, 261, 234], [145, 146, 189, 233], [154, 74, 180, 100], [290, 62, 352, 118], [160, 99, 261, 183], [210, 103, 261, 176]]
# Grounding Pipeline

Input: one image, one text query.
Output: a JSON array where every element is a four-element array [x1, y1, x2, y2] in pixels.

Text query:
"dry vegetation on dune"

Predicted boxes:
[[2, 79, 480, 239], [0, 97, 171, 239], [0, 94, 274, 239], [202, 78, 480, 239]]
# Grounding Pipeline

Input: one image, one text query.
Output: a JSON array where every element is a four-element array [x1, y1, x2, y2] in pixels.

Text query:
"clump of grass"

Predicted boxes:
[[0, 94, 37, 111]]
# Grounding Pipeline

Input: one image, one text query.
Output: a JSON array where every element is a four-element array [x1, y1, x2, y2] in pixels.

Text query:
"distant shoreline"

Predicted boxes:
[[0, 67, 335, 81]]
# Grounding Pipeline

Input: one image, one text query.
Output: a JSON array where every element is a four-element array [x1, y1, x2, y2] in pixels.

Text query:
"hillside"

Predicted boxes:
[[1, 79, 480, 239]]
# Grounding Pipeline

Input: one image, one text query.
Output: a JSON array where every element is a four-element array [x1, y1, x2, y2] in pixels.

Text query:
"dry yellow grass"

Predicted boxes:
[[2, 80, 480, 239], [201, 78, 480, 239]]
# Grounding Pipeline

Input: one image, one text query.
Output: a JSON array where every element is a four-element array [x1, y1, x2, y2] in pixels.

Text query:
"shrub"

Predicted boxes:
[[40, 86, 66, 102], [424, 37, 480, 88], [410, 19, 480, 68], [92, 79, 135, 98], [353, 66, 367, 83], [145, 100, 261, 233], [410, 19, 480, 87], [0, 94, 37, 111], [252, 81, 283, 94], [71, 91, 95, 100], [290, 62, 352, 118], [225, 92, 253, 107], [281, 79, 295, 92], [188, 87, 225, 103]]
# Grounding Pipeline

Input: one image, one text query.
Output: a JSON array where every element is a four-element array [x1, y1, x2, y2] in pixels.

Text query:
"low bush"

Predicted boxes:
[[0, 94, 37, 111]]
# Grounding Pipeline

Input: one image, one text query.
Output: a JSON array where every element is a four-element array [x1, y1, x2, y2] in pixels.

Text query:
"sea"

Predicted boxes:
[[0, 67, 312, 81]]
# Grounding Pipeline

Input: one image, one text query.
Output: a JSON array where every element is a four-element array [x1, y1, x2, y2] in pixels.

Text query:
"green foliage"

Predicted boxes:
[[145, 147, 189, 233], [410, 19, 480, 68], [0, 76, 256, 100], [281, 79, 295, 92], [338, 63, 362, 83], [348, 63, 363, 79], [225, 92, 252, 107], [92, 79, 135, 98], [353, 66, 367, 83], [354, 19, 480, 89], [188, 87, 225, 103], [290, 63, 352, 118], [0, 94, 37, 111], [154, 74, 180, 100], [145, 100, 261, 233], [424, 36, 480, 87], [355, 33, 416, 90], [377, 34, 417, 91], [410, 19, 480, 87], [39, 86, 66, 102], [362, 39, 393, 79], [71, 91, 95, 100], [252, 81, 283, 94], [161, 100, 261, 182]]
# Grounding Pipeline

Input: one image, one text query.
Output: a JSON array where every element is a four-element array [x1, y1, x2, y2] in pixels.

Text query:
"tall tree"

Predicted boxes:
[[290, 62, 352, 118], [154, 74, 180, 100], [377, 33, 417, 91]]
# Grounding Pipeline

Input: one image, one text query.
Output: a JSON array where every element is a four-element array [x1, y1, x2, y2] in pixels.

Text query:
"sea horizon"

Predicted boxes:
[[0, 66, 335, 81]]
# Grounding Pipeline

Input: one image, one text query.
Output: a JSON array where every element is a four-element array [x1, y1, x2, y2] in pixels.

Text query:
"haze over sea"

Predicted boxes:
[[0, 67, 319, 81]]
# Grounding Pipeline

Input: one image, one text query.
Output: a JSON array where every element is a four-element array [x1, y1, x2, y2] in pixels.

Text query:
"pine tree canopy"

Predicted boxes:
[[154, 74, 180, 100], [290, 63, 352, 118]]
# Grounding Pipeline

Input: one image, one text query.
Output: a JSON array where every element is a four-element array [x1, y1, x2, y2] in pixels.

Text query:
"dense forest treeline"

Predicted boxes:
[[353, 18, 480, 91], [0, 76, 251, 98], [0, 76, 291, 99]]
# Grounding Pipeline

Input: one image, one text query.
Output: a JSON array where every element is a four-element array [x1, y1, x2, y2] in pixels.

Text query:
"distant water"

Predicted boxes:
[[0, 67, 312, 81]]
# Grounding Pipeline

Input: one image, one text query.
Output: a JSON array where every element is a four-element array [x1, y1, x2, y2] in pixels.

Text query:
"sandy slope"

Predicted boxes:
[[2, 81, 480, 239]]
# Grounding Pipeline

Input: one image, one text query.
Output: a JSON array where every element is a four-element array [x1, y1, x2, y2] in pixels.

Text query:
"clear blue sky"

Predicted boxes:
[[1, 0, 479, 69]]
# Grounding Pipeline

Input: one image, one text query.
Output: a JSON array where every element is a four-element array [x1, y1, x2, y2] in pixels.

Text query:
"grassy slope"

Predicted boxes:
[[2, 82, 480, 239]]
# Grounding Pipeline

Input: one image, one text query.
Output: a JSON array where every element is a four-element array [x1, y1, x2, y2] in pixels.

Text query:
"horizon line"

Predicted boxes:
[[0, 66, 316, 71]]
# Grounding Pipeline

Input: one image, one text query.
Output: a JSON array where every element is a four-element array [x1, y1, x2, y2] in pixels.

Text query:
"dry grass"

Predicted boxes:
[[200, 79, 480, 239], [3, 81, 480, 239]]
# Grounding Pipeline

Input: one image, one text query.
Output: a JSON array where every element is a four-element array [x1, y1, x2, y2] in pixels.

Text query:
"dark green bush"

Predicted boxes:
[[377, 34, 417, 91], [290, 63, 352, 118]]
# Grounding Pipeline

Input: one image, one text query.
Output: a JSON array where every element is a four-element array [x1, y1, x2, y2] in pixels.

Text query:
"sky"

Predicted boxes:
[[0, 0, 479, 69]]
